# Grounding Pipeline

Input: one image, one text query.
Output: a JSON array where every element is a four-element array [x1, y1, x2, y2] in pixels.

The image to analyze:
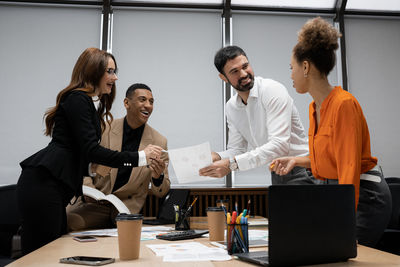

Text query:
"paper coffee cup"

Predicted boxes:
[[206, 207, 225, 241], [115, 213, 143, 260]]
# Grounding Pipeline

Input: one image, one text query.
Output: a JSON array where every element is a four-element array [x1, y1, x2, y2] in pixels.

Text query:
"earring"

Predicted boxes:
[[304, 73, 308, 78]]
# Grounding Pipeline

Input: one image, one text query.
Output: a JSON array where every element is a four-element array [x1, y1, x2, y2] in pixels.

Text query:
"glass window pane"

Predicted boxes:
[[231, 0, 336, 9], [346, 0, 400, 11], [113, 0, 223, 5], [345, 17, 400, 177], [112, 8, 224, 187], [0, 5, 101, 185]]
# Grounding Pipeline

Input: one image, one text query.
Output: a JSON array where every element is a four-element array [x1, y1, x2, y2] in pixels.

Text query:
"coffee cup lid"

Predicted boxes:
[[115, 213, 143, 221], [206, 207, 224, 212]]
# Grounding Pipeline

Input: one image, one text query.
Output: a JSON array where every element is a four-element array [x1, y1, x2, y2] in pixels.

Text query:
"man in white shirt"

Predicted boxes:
[[199, 46, 310, 184]]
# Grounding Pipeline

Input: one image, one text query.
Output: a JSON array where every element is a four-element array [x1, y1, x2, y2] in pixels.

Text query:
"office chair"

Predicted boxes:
[[0, 184, 21, 263], [377, 177, 400, 255]]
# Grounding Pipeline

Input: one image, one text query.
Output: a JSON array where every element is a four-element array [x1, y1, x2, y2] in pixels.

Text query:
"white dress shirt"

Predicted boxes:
[[218, 76, 308, 171]]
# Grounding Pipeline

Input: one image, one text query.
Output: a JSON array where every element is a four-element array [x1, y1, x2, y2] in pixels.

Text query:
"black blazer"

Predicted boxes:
[[20, 90, 139, 196]]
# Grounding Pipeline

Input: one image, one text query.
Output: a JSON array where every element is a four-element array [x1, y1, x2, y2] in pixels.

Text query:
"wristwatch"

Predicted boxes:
[[229, 157, 238, 171]]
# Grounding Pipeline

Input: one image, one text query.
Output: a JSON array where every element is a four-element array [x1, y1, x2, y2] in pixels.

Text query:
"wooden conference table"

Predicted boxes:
[[6, 231, 400, 267]]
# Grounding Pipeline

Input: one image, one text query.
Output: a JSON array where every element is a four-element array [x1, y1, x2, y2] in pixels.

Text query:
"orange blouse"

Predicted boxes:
[[308, 86, 377, 208]]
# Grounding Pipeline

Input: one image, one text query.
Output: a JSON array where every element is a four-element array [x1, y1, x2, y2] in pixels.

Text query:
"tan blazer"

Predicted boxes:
[[83, 118, 170, 214]]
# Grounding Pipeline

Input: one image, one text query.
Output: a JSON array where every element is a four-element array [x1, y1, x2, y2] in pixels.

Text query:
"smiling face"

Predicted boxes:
[[98, 57, 118, 95], [220, 55, 254, 92], [124, 88, 154, 128]]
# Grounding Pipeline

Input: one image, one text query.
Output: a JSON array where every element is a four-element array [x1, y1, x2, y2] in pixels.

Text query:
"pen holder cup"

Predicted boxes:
[[227, 223, 249, 255], [175, 208, 190, 230]]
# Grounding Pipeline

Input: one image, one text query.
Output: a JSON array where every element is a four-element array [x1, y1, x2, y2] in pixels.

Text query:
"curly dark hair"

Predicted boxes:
[[293, 17, 341, 76]]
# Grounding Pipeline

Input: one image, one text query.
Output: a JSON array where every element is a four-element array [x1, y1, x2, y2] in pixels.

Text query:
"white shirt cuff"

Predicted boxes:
[[138, 151, 147, 167], [217, 151, 232, 159], [88, 163, 96, 177], [235, 153, 252, 171]]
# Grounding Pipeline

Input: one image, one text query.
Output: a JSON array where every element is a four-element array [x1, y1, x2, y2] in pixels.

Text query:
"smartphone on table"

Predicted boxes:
[[73, 236, 97, 242], [59, 256, 115, 266]]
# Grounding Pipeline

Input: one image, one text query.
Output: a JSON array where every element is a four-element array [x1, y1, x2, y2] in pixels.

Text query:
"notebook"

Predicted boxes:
[[143, 189, 189, 225], [235, 184, 357, 266]]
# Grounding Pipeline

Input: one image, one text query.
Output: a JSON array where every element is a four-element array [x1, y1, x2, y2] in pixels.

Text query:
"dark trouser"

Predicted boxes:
[[271, 166, 315, 185], [357, 168, 392, 248], [288, 167, 392, 248], [17, 166, 72, 255]]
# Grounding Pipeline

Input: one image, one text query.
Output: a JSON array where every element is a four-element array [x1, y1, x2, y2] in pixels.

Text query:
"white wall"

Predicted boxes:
[[0, 4, 101, 185], [345, 17, 400, 177]]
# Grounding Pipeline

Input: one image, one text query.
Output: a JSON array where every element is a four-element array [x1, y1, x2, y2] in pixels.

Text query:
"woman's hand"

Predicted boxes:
[[270, 157, 297, 176]]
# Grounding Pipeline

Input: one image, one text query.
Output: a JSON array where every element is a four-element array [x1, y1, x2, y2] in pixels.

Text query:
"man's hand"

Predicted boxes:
[[143, 144, 162, 164], [211, 151, 221, 162], [199, 158, 230, 178], [270, 157, 296, 176], [149, 157, 166, 178]]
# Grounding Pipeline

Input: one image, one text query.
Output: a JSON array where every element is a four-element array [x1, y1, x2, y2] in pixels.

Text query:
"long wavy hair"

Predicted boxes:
[[44, 47, 116, 136]]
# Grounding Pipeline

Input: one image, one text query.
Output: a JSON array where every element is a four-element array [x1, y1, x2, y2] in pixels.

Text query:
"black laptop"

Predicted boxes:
[[235, 184, 357, 266], [143, 189, 189, 225]]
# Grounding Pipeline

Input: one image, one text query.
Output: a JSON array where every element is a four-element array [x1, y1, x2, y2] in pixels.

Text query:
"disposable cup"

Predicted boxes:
[[115, 213, 143, 260], [206, 207, 225, 241]]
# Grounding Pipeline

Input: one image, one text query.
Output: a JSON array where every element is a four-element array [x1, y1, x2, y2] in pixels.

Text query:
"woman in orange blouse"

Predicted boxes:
[[271, 17, 391, 248]]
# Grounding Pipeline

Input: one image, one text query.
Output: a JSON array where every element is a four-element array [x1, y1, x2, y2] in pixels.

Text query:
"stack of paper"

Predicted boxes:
[[147, 242, 231, 262]]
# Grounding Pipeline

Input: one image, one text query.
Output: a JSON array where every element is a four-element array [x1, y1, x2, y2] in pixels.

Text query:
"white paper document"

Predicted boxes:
[[168, 142, 216, 183], [147, 242, 231, 262], [70, 226, 173, 241]]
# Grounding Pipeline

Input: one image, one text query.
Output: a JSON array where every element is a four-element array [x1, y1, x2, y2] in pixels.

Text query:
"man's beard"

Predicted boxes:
[[228, 74, 254, 92]]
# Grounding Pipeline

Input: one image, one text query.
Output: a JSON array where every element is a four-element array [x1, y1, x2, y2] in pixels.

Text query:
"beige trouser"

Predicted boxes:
[[66, 200, 119, 231]]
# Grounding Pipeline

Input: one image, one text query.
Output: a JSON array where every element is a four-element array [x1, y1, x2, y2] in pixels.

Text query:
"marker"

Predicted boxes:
[[269, 163, 275, 170]]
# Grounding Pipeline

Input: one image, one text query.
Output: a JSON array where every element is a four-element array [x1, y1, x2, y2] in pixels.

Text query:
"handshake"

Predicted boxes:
[[143, 144, 167, 179]]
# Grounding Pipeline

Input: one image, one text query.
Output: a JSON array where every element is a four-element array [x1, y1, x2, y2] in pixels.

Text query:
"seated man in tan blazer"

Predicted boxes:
[[67, 83, 170, 231]]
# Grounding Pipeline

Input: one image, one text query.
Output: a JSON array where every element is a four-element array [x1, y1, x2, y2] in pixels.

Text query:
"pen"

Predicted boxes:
[[231, 211, 237, 224], [241, 216, 248, 248], [178, 196, 198, 226], [221, 204, 228, 218], [242, 209, 247, 217], [173, 205, 179, 223], [235, 201, 238, 212], [247, 199, 251, 217]]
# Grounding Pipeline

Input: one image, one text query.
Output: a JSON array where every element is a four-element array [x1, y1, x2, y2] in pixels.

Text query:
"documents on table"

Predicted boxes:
[[147, 242, 231, 262], [168, 142, 216, 183], [69, 226, 173, 241]]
